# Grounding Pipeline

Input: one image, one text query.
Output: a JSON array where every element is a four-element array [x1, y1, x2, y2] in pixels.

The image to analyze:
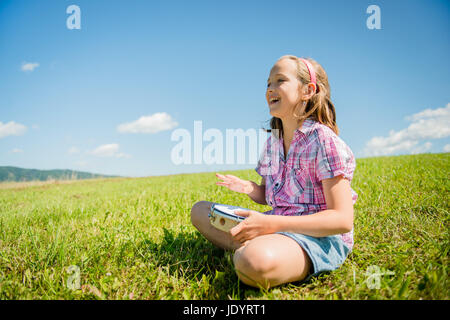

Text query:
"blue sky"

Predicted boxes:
[[0, 0, 449, 177]]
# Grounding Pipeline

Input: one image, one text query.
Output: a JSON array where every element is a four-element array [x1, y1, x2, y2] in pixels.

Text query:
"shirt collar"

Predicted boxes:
[[294, 117, 316, 138], [274, 118, 316, 162], [272, 117, 316, 145]]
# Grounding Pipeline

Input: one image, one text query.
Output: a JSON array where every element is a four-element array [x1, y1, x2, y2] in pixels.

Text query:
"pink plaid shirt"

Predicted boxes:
[[255, 117, 358, 249]]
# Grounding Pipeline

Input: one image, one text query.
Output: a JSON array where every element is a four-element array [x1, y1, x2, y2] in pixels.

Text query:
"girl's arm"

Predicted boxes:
[[215, 174, 267, 205], [271, 175, 353, 236], [231, 175, 353, 242], [245, 178, 267, 205]]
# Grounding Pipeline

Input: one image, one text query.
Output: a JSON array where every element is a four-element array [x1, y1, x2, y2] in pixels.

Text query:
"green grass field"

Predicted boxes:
[[0, 153, 448, 300]]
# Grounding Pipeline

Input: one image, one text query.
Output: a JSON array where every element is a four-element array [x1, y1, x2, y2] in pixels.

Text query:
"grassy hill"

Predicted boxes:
[[0, 153, 448, 299], [0, 166, 118, 182]]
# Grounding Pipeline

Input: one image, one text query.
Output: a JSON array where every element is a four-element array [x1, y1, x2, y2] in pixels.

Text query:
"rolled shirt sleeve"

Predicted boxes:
[[315, 131, 356, 182]]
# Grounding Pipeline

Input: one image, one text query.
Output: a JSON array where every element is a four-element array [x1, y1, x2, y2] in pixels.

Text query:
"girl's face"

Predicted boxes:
[[266, 59, 304, 119]]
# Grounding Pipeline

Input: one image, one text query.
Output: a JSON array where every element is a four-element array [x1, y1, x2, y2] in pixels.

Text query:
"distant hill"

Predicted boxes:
[[0, 166, 119, 182]]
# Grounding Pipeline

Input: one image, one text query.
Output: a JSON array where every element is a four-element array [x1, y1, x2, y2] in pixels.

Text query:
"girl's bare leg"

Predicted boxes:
[[232, 234, 313, 289], [191, 201, 312, 288], [190, 201, 243, 251]]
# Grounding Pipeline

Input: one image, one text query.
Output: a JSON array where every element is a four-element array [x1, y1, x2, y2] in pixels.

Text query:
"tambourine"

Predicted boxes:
[[209, 203, 246, 232]]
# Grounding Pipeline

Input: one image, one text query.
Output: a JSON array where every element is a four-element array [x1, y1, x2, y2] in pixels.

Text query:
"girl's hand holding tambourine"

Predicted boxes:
[[229, 210, 274, 243], [215, 173, 252, 194]]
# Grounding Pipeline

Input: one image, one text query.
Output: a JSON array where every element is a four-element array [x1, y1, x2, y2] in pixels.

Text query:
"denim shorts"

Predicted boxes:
[[276, 231, 351, 282], [210, 203, 351, 281]]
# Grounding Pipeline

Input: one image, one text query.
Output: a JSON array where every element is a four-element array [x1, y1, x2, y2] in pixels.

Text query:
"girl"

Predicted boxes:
[[191, 55, 358, 289]]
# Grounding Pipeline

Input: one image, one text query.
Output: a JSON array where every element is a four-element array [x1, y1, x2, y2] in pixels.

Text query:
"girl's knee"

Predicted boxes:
[[190, 201, 212, 227], [233, 242, 278, 286]]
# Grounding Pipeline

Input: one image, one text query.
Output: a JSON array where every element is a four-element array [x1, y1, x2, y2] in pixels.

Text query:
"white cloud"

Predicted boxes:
[[405, 105, 450, 122], [21, 62, 40, 72], [0, 121, 27, 139], [10, 148, 23, 153], [363, 103, 450, 157], [411, 142, 432, 154], [117, 112, 178, 134], [115, 152, 131, 159], [444, 144, 450, 153], [91, 144, 119, 157], [68, 146, 80, 154], [90, 143, 131, 159]]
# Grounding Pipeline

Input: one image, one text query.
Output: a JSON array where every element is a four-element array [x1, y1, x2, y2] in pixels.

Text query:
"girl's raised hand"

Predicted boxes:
[[215, 173, 252, 194]]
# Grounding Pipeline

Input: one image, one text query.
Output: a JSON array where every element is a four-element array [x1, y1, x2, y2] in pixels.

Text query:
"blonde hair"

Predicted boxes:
[[265, 55, 339, 136]]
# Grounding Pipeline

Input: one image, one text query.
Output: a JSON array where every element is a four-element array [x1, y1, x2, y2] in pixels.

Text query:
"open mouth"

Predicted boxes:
[[269, 98, 280, 105]]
